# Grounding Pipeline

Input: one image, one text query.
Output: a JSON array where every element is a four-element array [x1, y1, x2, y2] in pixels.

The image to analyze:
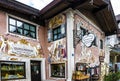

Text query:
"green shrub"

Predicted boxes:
[[104, 72, 120, 81]]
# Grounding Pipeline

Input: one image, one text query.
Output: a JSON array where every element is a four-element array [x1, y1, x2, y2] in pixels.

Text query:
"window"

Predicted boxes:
[[80, 27, 86, 39], [100, 39, 103, 49], [53, 26, 61, 41], [0, 61, 26, 80], [51, 63, 65, 78], [93, 36, 97, 46], [8, 17, 36, 39], [48, 24, 66, 42]]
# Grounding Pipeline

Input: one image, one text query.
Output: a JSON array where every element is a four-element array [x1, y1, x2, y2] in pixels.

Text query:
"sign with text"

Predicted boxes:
[[82, 33, 95, 47], [8, 43, 37, 57], [99, 56, 104, 62]]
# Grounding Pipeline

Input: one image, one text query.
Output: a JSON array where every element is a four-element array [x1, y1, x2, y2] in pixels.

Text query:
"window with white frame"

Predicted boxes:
[[8, 16, 36, 39]]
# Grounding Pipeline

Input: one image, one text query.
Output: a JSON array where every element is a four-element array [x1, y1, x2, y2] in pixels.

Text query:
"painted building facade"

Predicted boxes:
[[44, 9, 106, 81], [0, 0, 118, 81], [0, 8, 46, 81]]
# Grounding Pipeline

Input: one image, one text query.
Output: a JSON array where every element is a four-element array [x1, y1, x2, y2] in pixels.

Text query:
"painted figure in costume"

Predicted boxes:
[[0, 36, 7, 52]]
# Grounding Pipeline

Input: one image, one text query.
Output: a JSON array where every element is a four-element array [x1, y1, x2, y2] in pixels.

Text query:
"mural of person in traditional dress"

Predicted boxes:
[[48, 39, 66, 63], [0, 35, 8, 52]]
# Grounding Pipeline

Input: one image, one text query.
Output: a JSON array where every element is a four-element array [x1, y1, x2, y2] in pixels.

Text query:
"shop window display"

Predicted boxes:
[[0, 61, 26, 80], [51, 63, 65, 78], [72, 63, 90, 81]]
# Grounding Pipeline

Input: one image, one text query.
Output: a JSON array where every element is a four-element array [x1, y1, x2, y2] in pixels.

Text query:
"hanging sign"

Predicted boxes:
[[82, 33, 95, 47], [99, 56, 104, 62]]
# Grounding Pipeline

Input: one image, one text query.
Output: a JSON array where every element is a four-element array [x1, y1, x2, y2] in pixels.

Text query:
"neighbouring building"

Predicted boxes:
[[0, 0, 118, 81], [105, 14, 120, 74]]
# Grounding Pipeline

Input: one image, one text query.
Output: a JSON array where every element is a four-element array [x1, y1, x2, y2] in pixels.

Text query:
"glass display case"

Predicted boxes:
[[0, 61, 26, 80], [51, 63, 65, 78]]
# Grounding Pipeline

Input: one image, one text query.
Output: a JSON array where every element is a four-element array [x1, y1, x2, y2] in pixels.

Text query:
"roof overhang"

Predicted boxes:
[[0, 0, 118, 34], [0, 0, 42, 25], [93, 1, 118, 36], [40, 0, 118, 36]]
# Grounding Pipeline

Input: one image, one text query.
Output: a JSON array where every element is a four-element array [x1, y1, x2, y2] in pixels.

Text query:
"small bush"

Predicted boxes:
[[104, 72, 120, 81]]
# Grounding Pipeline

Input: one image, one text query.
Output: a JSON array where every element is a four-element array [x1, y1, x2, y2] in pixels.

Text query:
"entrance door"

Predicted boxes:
[[30, 60, 41, 81]]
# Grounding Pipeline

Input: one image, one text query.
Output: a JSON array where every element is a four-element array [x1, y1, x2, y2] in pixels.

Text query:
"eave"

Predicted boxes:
[[40, 0, 90, 20], [40, 0, 70, 20], [0, 0, 42, 25], [93, 0, 118, 36], [40, 0, 118, 36], [0, 0, 117, 35]]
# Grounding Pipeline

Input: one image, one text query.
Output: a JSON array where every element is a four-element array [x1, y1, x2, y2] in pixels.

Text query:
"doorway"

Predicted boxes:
[[30, 60, 41, 81]]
